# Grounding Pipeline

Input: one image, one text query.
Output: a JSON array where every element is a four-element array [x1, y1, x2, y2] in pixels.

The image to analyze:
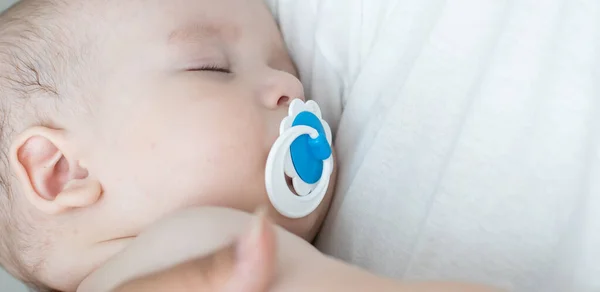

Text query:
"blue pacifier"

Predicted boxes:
[[265, 99, 334, 219]]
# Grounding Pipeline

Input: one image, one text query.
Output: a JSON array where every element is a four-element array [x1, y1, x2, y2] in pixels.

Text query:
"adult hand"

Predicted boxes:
[[113, 210, 277, 292]]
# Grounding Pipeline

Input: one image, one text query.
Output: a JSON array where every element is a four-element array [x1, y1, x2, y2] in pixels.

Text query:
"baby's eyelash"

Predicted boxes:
[[191, 65, 231, 74]]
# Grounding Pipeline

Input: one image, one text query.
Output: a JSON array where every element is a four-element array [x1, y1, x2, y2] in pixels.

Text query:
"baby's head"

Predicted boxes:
[[0, 0, 334, 290]]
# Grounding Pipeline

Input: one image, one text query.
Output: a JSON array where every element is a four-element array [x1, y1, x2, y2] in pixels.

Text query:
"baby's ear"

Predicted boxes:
[[10, 127, 102, 214]]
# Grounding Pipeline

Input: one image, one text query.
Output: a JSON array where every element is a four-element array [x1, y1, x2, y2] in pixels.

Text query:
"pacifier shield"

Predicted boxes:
[[265, 99, 334, 218]]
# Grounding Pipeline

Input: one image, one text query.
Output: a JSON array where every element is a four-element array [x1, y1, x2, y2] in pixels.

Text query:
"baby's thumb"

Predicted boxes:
[[225, 208, 277, 292]]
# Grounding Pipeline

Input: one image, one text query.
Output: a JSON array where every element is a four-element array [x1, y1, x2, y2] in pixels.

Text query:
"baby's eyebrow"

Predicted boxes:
[[168, 23, 239, 44]]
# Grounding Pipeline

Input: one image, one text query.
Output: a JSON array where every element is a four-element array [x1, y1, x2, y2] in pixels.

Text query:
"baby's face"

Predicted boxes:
[[32, 0, 333, 290]]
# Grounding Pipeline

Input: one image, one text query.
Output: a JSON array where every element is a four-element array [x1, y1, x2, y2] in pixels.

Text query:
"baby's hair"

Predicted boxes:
[[0, 1, 71, 291]]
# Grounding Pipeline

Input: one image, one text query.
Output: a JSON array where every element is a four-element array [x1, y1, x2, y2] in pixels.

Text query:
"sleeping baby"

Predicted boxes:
[[0, 0, 338, 290], [0, 0, 498, 291]]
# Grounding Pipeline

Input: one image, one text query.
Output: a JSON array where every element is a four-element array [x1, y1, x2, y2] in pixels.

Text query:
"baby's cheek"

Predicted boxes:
[[167, 147, 265, 210]]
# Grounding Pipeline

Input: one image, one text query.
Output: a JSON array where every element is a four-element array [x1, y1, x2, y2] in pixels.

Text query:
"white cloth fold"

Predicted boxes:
[[268, 0, 600, 291]]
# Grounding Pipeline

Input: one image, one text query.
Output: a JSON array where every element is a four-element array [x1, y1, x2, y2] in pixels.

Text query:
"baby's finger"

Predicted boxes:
[[224, 208, 277, 292], [112, 209, 277, 292], [111, 245, 234, 292]]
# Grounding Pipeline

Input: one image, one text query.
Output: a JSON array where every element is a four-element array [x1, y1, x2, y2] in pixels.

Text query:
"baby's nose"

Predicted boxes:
[[259, 69, 305, 110]]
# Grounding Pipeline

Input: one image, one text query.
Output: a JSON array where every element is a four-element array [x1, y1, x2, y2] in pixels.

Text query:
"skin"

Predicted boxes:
[[5, 1, 500, 291], [7, 0, 333, 291], [111, 209, 279, 292], [80, 208, 502, 292]]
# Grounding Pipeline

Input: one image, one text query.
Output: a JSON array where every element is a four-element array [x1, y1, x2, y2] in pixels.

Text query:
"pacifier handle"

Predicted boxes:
[[308, 134, 332, 161]]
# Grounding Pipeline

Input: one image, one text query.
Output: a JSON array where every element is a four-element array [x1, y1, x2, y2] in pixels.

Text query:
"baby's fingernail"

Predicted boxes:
[[254, 205, 269, 218], [250, 206, 268, 242], [237, 207, 267, 263]]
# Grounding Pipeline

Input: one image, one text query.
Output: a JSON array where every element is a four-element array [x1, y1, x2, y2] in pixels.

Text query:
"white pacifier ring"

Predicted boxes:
[[265, 100, 334, 219]]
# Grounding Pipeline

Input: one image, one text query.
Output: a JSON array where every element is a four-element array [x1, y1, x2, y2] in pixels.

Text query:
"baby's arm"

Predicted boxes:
[[78, 207, 322, 292], [79, 207, 500, 292]]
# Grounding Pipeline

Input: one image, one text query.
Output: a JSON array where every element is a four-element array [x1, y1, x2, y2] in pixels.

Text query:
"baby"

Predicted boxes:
[[0, 0, 335, 291], [0, 1, 499, 292]]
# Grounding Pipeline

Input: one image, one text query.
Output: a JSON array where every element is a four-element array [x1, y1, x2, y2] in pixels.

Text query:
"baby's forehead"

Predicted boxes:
[[167, 22, 241, 45], [104, 0, 276, 39]]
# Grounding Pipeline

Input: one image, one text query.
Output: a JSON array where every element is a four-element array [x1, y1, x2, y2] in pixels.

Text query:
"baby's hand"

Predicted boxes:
[[113, 209, 276, 292]]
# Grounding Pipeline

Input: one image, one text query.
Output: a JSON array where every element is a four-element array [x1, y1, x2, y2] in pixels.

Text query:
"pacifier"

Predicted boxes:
[[265, 99, 334, 219]]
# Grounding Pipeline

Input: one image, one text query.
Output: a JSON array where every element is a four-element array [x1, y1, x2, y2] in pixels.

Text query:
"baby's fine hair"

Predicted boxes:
[[0, 0, 79, 291]]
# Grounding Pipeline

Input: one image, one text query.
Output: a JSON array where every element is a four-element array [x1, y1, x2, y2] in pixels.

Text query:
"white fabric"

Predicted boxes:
[[267, 1, 600, 291]]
